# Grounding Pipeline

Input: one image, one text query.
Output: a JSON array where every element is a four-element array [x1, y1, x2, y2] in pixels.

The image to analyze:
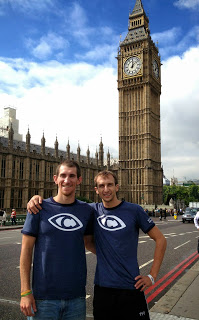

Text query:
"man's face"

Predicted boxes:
[[95, 174, 119, 204], [54, 165, 82, 197]]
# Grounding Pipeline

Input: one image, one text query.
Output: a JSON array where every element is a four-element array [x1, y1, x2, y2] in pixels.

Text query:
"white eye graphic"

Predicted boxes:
[[48, 213, 83, 231], [97, 215, 126, 231]]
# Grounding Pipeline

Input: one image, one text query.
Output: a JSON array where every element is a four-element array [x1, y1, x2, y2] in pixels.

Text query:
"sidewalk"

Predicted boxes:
[[1, 225, 199, 320], [150, 259, 199, 320]]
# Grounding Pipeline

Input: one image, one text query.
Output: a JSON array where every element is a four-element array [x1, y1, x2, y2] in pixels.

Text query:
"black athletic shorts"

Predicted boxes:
[[93, 285, 150, 320]]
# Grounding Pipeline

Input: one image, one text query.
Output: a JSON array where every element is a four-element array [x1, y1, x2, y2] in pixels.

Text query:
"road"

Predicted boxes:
[[0, 217, 199, 319]]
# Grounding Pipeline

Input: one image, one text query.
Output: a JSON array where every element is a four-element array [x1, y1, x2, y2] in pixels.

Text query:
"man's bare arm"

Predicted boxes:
[[135, 226, 167, 291], [84, 235, 96, 254], [27, 195, 43, 214], [20, 234, 37, 316]]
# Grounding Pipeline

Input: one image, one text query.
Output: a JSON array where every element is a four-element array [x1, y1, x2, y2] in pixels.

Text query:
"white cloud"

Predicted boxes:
[[0, 57, 118, 159], [26, 33, 68, 60], [152, 26, 199, 59], [0, 0, 54, 13], [161, 46, 199, 180], [174, 0, 199, 10], [152, 27, 181, 45]]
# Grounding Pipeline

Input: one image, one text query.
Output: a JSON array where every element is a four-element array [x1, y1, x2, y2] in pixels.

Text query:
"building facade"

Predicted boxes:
[[0, 110, 116, 212], [118, 0, 163, 205]]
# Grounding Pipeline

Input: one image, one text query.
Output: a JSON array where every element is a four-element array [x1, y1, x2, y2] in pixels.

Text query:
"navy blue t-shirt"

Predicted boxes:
[[90, 201, 155, 290], [22, 198, 94, 299]]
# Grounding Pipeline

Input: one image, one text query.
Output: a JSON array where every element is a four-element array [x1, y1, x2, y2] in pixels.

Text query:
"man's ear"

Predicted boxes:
[[94, 187, 99, 195], [53, 175, 58, 184], [77, 176, 82, 185], [116, 184, 119, 192]]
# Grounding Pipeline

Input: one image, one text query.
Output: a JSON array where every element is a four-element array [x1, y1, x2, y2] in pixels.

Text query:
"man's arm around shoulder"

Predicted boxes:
[[84, 235, 96, 254], [20, 234, 37, 317]]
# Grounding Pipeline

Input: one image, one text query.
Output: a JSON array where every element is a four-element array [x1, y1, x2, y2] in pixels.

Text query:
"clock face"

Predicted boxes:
[[153, 60, 159, 78], [124, 56, 142, 76]]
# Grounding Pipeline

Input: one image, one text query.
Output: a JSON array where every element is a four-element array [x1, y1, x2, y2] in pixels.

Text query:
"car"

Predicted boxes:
[[182, 208, 197, 223]]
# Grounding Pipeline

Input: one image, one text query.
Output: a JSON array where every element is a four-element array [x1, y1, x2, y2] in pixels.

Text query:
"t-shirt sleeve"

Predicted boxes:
[[84, 209, 94, 235], [21, 211, 40, 237], [136, 206, 155, 233]]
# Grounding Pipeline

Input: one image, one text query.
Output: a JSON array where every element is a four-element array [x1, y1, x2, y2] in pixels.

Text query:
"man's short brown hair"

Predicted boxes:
[[55, 160, 81, 178], [94, 170, 118, 187]]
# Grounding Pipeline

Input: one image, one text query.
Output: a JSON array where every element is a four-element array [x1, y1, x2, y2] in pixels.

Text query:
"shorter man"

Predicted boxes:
[[86, 171, 167, 320], [20, 160, 94, 320]]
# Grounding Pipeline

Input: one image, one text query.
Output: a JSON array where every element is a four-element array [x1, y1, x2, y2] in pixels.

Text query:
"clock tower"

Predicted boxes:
[[118, 0, 163, 205]]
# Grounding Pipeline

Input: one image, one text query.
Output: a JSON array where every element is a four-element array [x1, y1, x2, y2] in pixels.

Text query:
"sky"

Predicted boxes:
[[0, 0, 199, 181]]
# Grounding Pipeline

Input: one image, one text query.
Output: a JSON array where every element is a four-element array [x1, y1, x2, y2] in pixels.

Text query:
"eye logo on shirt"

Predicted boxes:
[[48, 213, 83, 231], [97, 215, 126, 231]]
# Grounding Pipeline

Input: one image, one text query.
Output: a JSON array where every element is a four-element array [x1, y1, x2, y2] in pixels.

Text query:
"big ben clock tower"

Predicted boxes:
[[118, 0, 163, 205]]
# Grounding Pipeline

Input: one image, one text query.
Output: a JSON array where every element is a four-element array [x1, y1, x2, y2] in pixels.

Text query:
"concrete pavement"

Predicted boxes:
[[1, 225, 199, 320], [150, 259, 199, 320]]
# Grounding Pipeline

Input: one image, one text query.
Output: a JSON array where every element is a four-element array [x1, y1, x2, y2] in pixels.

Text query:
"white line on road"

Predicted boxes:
[[139, 259, 154, 269], [174, 240, 191, 250], [0, 298, 19, 305], [0, 236, 12, 239], [138, 241, 147, 243]]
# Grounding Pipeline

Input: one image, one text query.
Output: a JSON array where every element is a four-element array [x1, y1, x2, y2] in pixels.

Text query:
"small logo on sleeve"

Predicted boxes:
[[48, 213, 83, 231], [97, 215, 126, 231]]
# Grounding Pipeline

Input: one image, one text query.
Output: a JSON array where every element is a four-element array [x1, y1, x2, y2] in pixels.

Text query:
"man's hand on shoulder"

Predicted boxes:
[[27, 195, 43, 214]]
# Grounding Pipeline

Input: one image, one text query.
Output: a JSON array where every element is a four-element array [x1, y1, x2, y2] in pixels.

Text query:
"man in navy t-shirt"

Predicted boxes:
[[85, 170, 167, 320], [20, 160, 94, 320]]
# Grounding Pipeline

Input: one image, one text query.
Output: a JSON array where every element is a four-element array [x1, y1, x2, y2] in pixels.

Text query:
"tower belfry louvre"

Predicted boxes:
[[118, 0, 163, 205]]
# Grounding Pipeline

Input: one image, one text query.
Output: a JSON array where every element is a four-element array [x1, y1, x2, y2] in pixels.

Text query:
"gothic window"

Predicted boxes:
[[50, 165, 53, 181], [19, 160, 24, 179], [1, 157, 6, 178], [18, 189, 23, 208], [0, 189, 4, 208], [12, 158, 16, 178], [29, 162, 32, 179], [36, 162, 40, 180]]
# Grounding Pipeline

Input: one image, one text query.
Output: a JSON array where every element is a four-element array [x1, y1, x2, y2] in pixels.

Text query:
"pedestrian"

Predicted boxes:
[[2, 209, 7, 226], [20, 160, 94, 320], [159, 208, 163, 220], [28, 170, 167, 320], [11, 208, 17, 225], [0, 209, 4, 226], [194, 210, 199, 253], [164, 208, 167, 220]]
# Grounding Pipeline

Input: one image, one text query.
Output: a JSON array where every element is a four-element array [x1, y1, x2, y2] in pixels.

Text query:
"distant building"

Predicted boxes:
[[0, 107, 23, 141]]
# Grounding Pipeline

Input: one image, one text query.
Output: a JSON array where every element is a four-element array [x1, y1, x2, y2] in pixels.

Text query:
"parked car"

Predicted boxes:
[[182, 208, 197, 223]]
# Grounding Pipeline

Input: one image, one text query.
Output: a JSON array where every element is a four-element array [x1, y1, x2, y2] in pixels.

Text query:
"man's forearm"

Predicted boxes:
[[149, 235, 167, 280], [20, 235, 35, 292]]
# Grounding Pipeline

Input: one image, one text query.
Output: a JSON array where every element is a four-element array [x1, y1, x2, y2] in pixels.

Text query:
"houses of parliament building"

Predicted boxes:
[[0, 0, 163, 212]]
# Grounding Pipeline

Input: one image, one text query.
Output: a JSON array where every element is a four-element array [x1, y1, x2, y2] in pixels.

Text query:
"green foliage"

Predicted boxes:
[[76, 196, 93, 203], [163, 184, 199, 206]]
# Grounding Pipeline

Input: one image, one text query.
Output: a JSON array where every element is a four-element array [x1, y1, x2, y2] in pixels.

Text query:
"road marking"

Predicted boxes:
[[163, 233, 176, 236], [86, 295, 90, 299], [139, 241, 147, 243], [146, 252, 198, 303], [139, 259, 154, 269], [174, 240, 191, 250], [15, 242, 21, 244], [0, 236, 12, 239], [86, 251, 92, 255], [0, 298, 19, 305]]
